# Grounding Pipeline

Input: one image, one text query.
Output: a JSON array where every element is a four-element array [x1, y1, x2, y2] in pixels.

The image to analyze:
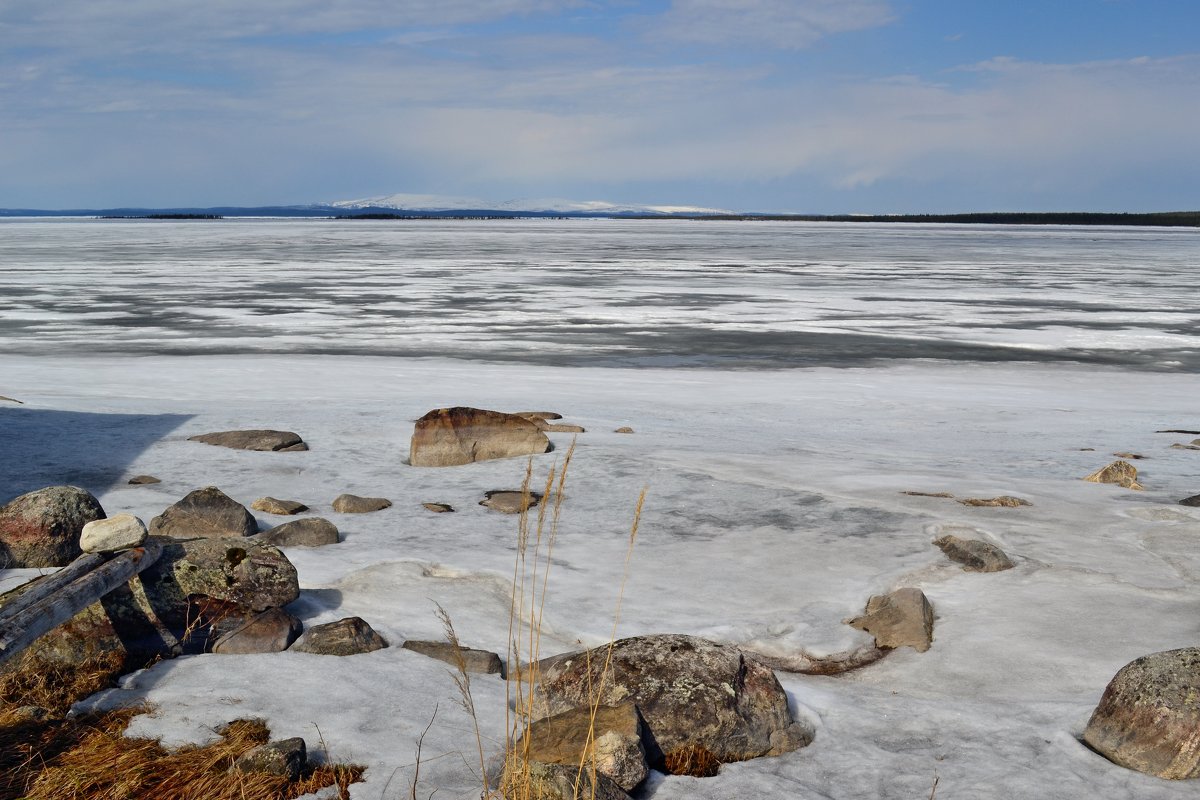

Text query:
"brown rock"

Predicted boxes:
[[290, 616, 387, 655], [1083, 460, 1144, 490], [331, 494, 391, 513], [933, 535, 1014, 572], [481, 490, 543, 514], [251, 497, 309, 515], [0, 485, 105, 568], [501, 760, 632, 800], [514, 411, 563, 421], [149, 486, 257, 539], [614, 427, 634, 434], [517, 703, 647, 791], [409, 407, 551, 467], [1083, 647, 1200, 779], [128, 475, 162, 485], [188, 430, 307, 452], [531, 634, 811, 770], [847, 587, 935, 652], [254, 517, 340, 547], [212, 607, 303, 654], [233, 738, 307, 782], [422, 502, 455, 513], [541, 423, 586, 433], [958, 496, 1031, 507], [402, 640, 505, 677]]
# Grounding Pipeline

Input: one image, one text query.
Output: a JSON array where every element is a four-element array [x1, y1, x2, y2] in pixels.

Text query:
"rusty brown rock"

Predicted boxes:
[[0, 485, 105, 568], [1083, 460, 1144, 490], [847, 588, 935, 652], [409, 407, 551, 467]]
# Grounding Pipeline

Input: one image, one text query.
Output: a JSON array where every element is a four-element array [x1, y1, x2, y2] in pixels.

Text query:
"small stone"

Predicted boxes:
[[933, 535, 1014, 572], [1179, 494, 1200, 507], [847, 587, 934, 652], [254, 517, 340, 547], [1083, 460, 1143, 490], [480, 490, 542, 514], [80, 514, 148, 553], [331, 494, 391, 513], [128, 475, 161, 485], [402, 640, 505, 677], [7, 706, 51, 724], [251, 497, 309, 515], [614, 426, 634, 434], [212, 607, 303, 654], [290, 616, 387, 655], [233, 738, 307, 782], [422, 502, 455, 513], [188, 430, 307, 452], [958, 496, 1031, 507]]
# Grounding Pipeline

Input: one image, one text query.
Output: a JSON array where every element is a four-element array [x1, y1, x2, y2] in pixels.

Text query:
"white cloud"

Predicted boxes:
[[650, 0, 895, 48]]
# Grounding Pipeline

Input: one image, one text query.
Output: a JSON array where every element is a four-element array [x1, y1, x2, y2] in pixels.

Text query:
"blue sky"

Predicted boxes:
[[1, 1, 1197, 212]]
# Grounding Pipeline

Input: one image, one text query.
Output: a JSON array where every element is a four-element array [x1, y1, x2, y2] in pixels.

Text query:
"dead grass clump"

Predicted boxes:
[[1, 708, 364, 800], [662, 744, 722, 778], [0, 650, 125, 717]]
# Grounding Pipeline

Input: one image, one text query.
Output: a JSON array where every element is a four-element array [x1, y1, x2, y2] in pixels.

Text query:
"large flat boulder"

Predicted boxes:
[[0, 485, 105, 567], [149, 486, 257, 539], [531, 634, 811, 770], [409, 407, 551, 467], [1083, 647, 1200, 779], [187, 429, 308, 451]]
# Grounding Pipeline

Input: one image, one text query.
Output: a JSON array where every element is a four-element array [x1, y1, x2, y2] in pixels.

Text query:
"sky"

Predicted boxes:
[[1, 0, 1198, 213]]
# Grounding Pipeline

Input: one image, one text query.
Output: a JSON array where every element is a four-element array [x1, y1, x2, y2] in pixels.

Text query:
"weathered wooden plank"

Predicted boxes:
[[0, 552, 110, 627], [0, 541, 162, 666]]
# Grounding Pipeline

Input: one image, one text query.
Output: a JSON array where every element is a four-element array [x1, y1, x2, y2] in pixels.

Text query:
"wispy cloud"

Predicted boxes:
[[649, 0, 895, 48]]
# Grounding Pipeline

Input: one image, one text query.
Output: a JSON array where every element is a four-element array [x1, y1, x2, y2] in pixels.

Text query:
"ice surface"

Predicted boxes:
[[3, 355, 1199, 799]]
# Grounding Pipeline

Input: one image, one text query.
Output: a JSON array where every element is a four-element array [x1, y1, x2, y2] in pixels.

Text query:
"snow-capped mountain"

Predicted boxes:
[[329, 193, 733, 216]]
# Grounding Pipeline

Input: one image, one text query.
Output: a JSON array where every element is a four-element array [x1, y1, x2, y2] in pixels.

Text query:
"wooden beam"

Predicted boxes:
[[0, 552, 109, 628], [0, 541, 162, 666]]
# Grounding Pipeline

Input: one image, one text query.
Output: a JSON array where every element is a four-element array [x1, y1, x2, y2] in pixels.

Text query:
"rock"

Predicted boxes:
[[514, 411, 563, 421], [402, 640, 505, 677], [1083, 460, 1143, 490], [1082, 647, 1200, 779], [290, 617, 387, 655], [409, 407, 552, 467], [1157, 429, 1200, 434], [1170, 443, 1200, 451], [251, 497, 309, 515], [1113, 452, 1146, 460], [7, 706, 51, 724], [136, 536, 300, 628], [847, 587, 935, 652], [481, 490, 543, 514], [80, 514, 148, 553], [128, 475, 161, 485], [187, 429, 308, 452], [501, 760, 632, 800], [254, 517, 340, 547], [234, 738, 307, 782], [901, 491, 954, 498], [422, 502, 455, 513], [331, 494, 391, 513], [1179, 494, 1200, 507], [149, 487, 257, 539], [0, 485, 105, 568], [541, 423, 586, 433], [933, 535, 1014, 572], [958, 496, 1031, 507], [516, 703, 647, 791], [614, 427, 634, 434], [531, 634, 811, 770], [212, 607, 303, 654]]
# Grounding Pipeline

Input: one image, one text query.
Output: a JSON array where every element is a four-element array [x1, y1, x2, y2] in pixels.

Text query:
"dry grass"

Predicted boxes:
[[0, 651, 126, 719], [662, 744, 722, 778]]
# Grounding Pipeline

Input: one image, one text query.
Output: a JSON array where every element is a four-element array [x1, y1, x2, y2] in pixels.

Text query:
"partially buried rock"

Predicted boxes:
[[516, 702, 647, 791], [933, 535, 1013, 572], [847, 587, 935, 652], [212, 607, 303, 654], [331, 494, 391, 513], [128, 475, 161, 485], [1179, 494, 1200, 507], [234, 738, 307, 782], [251, 497, 308, 516], [80, 514, 147, 554], [422, 502, 454, 513], [532, 634, 811, 770], [614, 426, 634, 434], [0, 485, 105, 568], [402, 640, 504, 677], [409, 407, 551, 467], [254, 517, 339, 547], [149, 487, 257, 539], [1113, 452, 1145, 460], [1083, 460, 1143, 490], [1083, 647, 1200, 779], [514, 411, 563, 421], [502, 761, 632, 800], [481, 490, 542, 514], [290, 616, 387, 655], [958, 496, 1031, 507], [541, 423, 585, 433], [1170, 440, 1200, 451], [188, 429, 308, 452]]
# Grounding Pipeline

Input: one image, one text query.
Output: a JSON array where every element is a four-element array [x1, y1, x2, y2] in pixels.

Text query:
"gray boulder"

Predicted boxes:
[[254, 517, 340, 548], [933, 535, 1014, 572], [402, 640, 505, 677], [1083, 647, 1200, 779], [149, 487, 257, 539], [409, 407, 551, 467], [290, 617, 387, 656], [481, 490, 543, 514], [0, 485, 105, 568], [847, 587, 935, 652], [212, 607, 303, 654], [188, 429, 308, 452], [233, 738, 307, 781]]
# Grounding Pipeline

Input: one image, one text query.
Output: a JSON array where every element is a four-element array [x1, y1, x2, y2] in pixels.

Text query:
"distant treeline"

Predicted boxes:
[[645, 211, 1200, 227], [101, 213, 223, 220], [333, 213, 525, 220]]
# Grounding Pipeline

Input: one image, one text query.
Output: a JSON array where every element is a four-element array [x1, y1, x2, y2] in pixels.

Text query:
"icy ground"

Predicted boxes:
[[2, 354, 1199, 799]]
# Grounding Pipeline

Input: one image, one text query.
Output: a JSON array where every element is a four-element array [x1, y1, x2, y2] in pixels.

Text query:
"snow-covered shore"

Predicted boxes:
[[3, 353, 1198, 798]]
